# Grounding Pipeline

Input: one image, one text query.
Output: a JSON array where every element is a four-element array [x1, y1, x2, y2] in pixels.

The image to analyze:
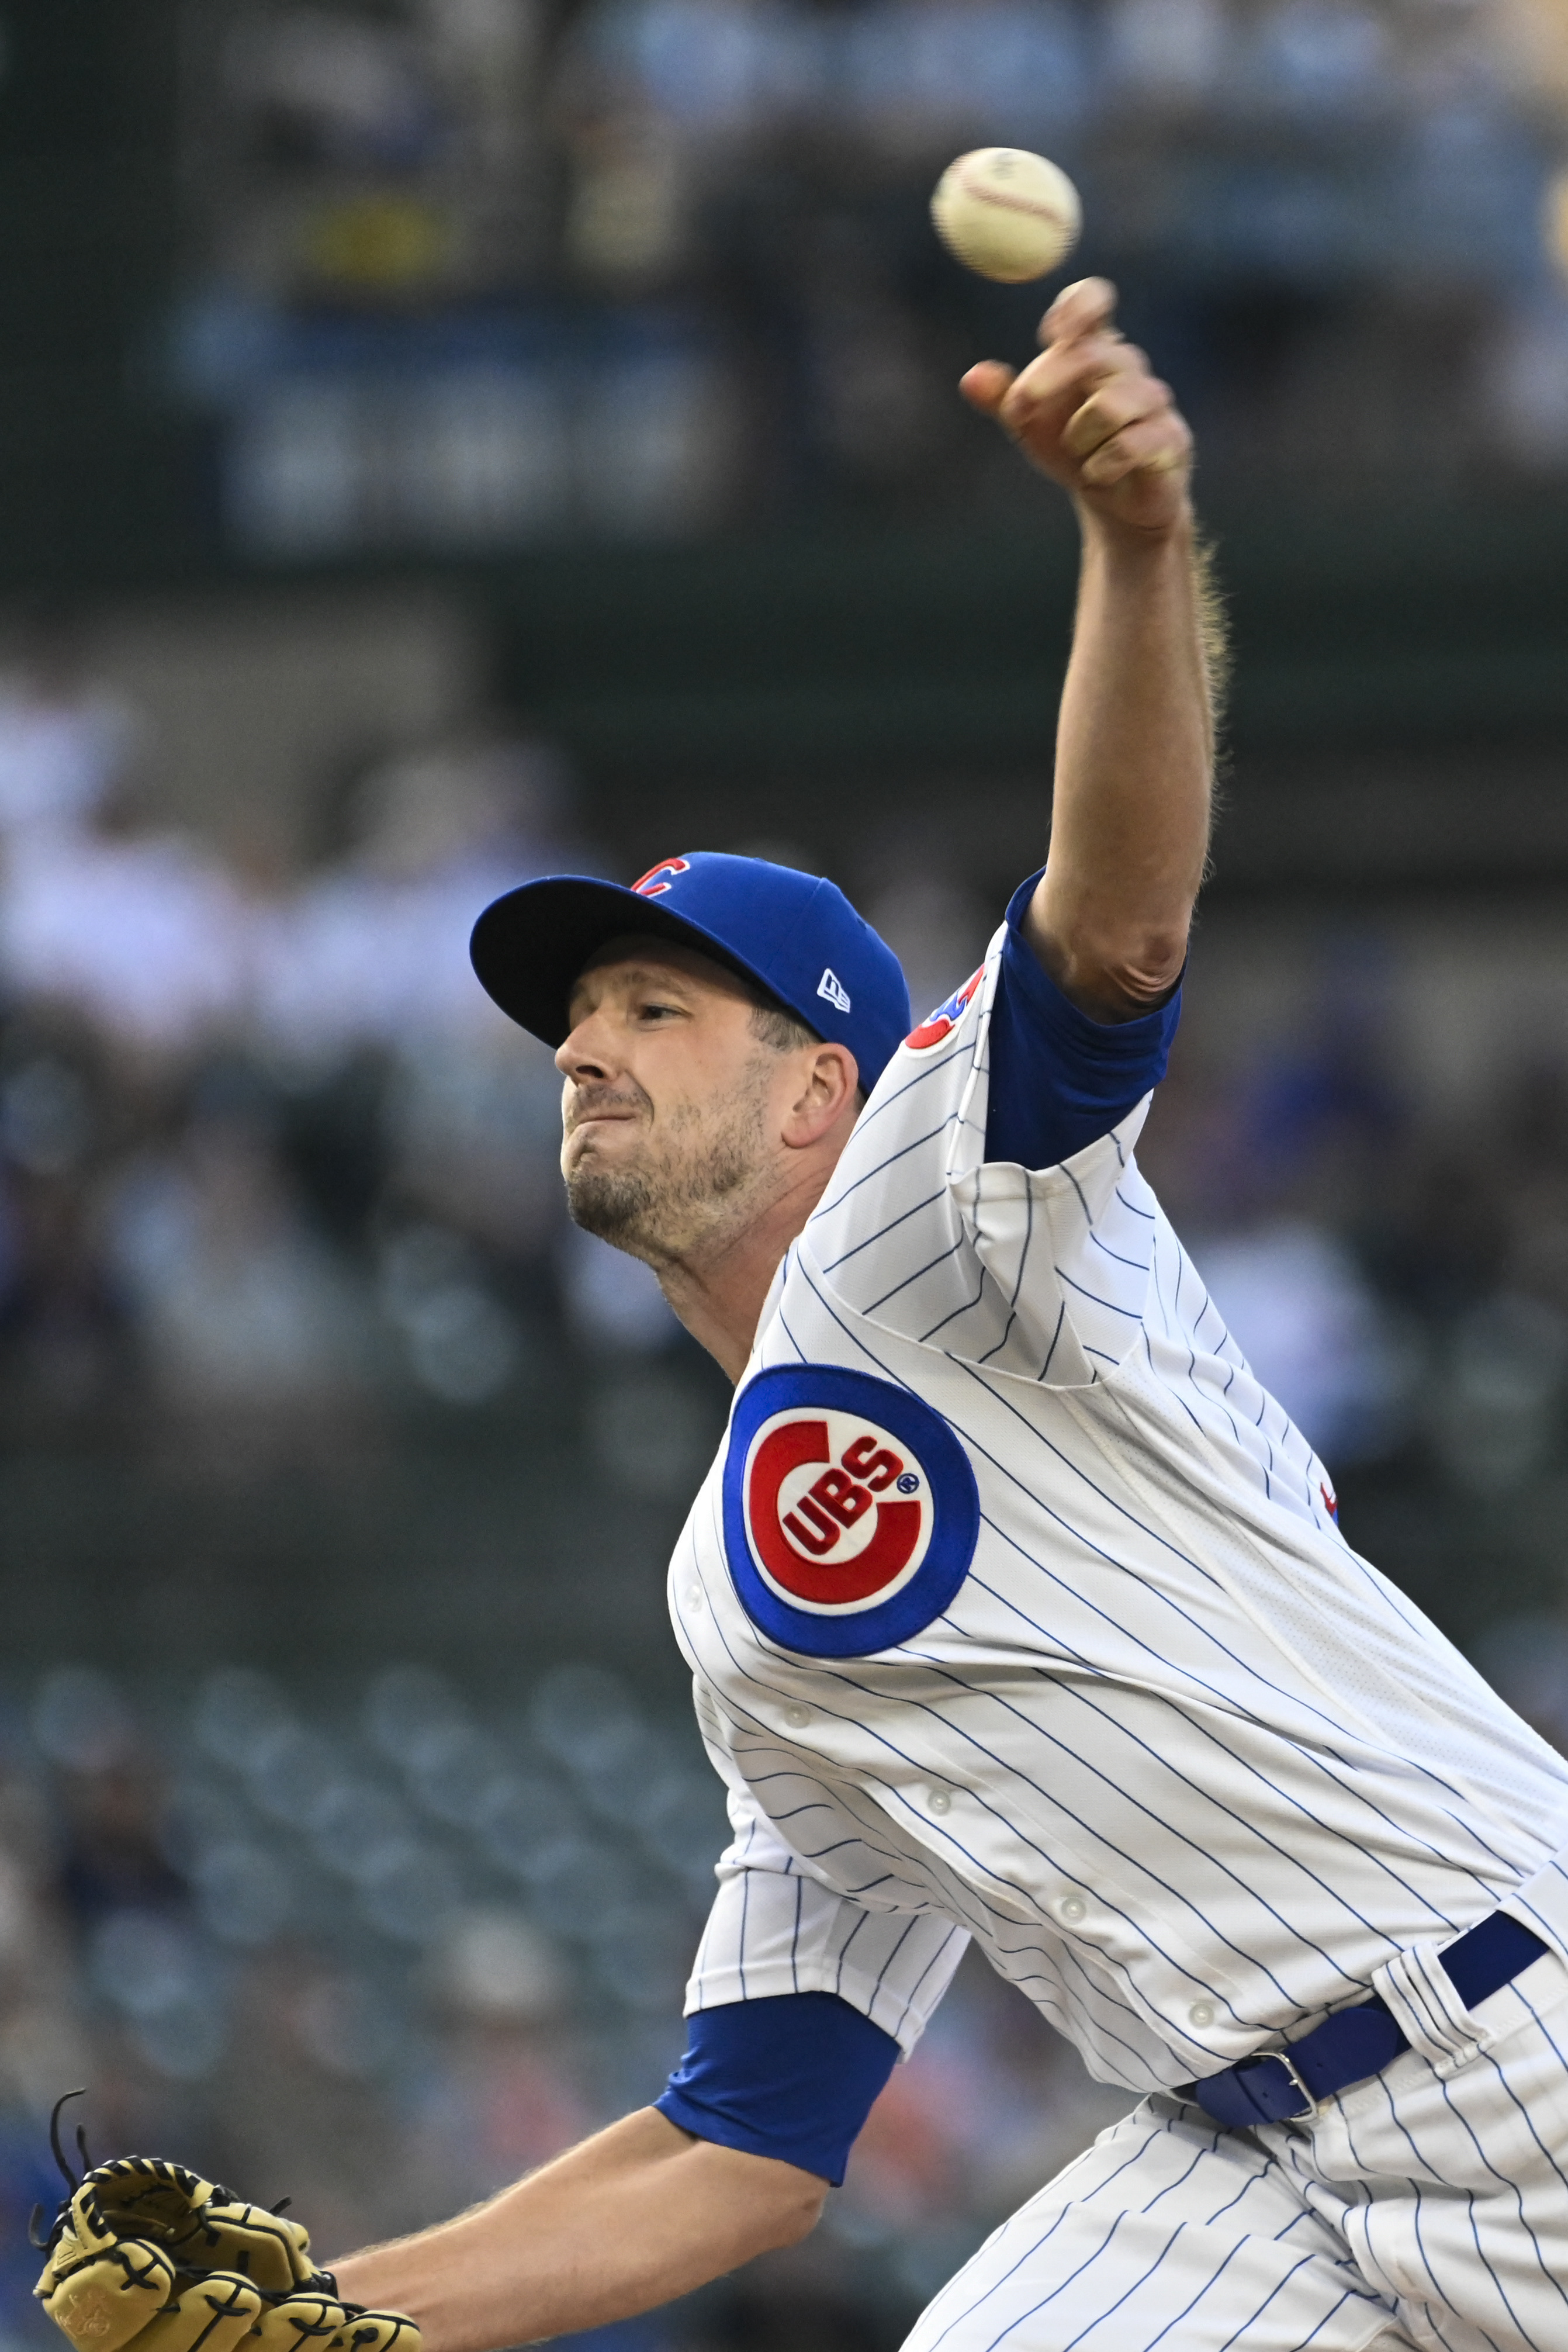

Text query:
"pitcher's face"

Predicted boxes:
[[556, 937, 798, 1262]]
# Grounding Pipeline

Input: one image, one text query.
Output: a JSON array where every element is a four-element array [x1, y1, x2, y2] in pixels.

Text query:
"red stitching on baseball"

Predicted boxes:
[[953, 159, 1072, 221]]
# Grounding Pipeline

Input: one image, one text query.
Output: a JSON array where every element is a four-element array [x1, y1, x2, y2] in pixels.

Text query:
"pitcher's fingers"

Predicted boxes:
[[1062, 374, 1171, 461], [1040, 276, 1119, 349], [1080, 411, 1192, 487], [960, 361, 1016, 415], [1002, 334, 1147, 430]]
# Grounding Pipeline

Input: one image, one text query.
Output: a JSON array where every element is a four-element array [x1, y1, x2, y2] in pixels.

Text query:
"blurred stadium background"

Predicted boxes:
[[0, 0, 1567, 2346]]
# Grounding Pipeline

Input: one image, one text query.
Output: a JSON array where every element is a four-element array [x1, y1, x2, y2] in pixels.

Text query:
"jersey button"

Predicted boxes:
[[686, 1586, 705, 1613], [1057, 1894, 1087, 1925], [927, 1788, 953, 1815], [1188, 2002, 1216, 2031], [784, 1704, 811, 1729]]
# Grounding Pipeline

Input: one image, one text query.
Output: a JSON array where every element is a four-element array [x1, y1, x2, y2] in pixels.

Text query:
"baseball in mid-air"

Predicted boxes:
[[930, 148, 1082, 283]]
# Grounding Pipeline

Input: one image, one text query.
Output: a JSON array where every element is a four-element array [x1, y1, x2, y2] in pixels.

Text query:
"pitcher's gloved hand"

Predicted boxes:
[[33, 2120, 421, 2352]]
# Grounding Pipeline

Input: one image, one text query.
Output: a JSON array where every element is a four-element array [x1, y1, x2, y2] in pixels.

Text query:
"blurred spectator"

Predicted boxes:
[[0, 706, 612, 1449], [53, 1773, 187, 1932], [0, 1041, 131, 1424], [0, 615, 141, 847], [0, 795, 250, 1063], [255, 727, 574, 1070], [257, 726, 584, 1264], [103, 1104, 379, 1443]]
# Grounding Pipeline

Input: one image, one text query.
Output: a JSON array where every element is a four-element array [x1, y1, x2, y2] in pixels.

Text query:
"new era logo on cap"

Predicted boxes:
[[818, 969, 852, 1014]]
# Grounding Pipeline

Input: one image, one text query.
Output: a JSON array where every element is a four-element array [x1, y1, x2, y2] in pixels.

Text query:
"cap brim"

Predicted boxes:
[[470, 875, 803, 1047]]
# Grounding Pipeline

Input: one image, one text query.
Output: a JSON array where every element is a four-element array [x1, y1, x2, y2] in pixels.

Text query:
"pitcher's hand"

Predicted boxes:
[[962, 277, 1192, 536]]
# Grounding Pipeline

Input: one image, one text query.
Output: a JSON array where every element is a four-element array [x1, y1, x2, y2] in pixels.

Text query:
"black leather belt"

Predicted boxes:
[[1188, 1910, 1549, 2130]]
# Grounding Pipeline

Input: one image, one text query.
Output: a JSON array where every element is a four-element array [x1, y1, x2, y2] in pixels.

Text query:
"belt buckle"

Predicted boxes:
[[1275, 2050, 1320, 2120]]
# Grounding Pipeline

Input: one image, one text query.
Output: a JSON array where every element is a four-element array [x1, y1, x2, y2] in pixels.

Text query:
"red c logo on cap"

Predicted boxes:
[[632, 857, 691, 898]]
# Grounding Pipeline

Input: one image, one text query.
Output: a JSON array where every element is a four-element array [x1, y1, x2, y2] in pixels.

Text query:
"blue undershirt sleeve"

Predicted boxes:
[[984, 869, 1183, 1170], [654, 1992, 901, 2186]]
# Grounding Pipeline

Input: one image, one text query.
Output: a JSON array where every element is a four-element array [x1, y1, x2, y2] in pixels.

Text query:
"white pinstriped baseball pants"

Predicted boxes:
[[902, 1945, 1568, 2352]]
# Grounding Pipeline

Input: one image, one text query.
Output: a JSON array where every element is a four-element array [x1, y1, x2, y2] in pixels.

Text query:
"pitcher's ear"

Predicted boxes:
[[783, 1044, 858, 1147]]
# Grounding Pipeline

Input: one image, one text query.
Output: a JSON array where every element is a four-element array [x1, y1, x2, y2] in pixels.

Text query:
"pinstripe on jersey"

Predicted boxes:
[[669, 919, 1568, 2095]]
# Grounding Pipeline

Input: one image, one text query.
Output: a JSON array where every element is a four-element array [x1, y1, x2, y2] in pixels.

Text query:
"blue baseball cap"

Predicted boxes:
[[470, 852, 912, 1093]]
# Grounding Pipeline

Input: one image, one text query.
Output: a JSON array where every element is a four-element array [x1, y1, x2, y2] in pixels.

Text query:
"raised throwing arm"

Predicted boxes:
[[963, 275, 1222, 1023]]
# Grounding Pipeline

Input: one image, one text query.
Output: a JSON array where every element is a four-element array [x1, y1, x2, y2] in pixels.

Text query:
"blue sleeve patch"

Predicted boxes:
[[655, 1991, 901, 2185], [985, 870, 1182, 1170]]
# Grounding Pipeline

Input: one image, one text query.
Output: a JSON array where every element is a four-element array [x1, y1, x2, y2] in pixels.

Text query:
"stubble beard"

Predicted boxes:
[[564, 1060, 773, 1268]]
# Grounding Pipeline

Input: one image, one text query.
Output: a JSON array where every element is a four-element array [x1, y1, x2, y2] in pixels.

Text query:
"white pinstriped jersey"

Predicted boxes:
[[669, 916, 1568, 2097]]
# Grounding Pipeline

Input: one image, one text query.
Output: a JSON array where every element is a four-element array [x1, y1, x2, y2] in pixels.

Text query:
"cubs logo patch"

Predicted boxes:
[[722, 1365, 979, 1656], [906, 967, 983, 1052]]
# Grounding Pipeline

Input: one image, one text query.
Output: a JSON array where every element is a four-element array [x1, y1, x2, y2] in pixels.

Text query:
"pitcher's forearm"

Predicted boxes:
[[330, 2109, 826, 2352], [959, 278, 1216, 1020], [1030, 510, 1214, 1015]]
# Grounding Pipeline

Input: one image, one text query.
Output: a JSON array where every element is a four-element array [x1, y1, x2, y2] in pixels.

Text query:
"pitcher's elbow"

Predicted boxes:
[[763, 2175, 830, 2251], [1107, 938, 1188, 1008], [1056, 931, 1187, 1021]]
